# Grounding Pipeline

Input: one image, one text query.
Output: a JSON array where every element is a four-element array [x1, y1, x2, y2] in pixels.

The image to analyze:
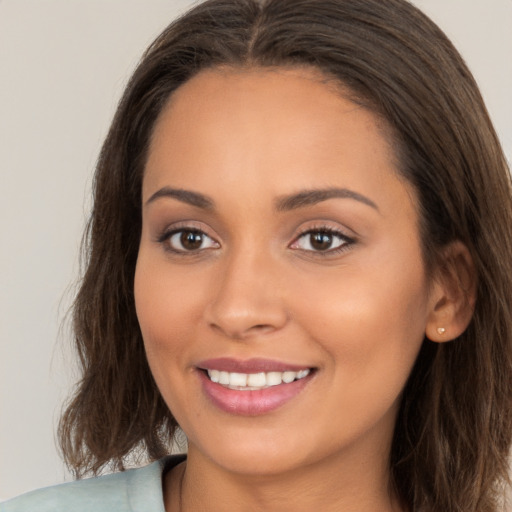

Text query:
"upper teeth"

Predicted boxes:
[[206, 369, 311, 390]]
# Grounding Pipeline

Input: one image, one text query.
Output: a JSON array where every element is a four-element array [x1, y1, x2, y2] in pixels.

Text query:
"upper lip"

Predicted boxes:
[[197, 357, 312, 373]]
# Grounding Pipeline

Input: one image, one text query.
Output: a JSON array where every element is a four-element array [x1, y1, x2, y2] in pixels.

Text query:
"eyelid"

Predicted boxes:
[[289, 223, 356, 254], [156, 221, 220, 254], [155, 219, 213, 238]]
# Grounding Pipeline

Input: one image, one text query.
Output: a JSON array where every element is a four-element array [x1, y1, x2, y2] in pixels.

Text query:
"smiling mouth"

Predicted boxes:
[[204, 368, 312, 391], [198, 360, 316, 414]]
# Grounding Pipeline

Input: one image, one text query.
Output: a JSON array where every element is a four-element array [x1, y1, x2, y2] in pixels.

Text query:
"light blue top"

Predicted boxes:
[[0, 456, 184, 512]]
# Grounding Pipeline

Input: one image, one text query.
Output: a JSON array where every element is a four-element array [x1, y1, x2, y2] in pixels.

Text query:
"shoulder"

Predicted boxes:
[[0, 455, 185, 512]]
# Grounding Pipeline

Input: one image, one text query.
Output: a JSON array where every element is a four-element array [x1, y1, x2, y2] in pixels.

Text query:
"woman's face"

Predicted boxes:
[[135, 67, 435, 477]]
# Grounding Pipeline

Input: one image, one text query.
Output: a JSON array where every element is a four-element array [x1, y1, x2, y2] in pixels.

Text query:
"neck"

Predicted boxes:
[[165, 440, 402, 512]]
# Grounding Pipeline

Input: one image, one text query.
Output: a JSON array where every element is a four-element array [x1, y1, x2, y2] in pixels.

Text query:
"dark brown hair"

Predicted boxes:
[[59, 1, 512, 510]]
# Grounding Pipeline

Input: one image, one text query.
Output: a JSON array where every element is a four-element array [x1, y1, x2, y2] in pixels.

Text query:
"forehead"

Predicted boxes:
[[143, 67, 415, 219], [151, 67, 388, 149]]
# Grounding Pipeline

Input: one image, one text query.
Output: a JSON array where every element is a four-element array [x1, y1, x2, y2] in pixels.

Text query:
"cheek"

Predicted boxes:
[[134, 252, 201, 364], [290, 249, 429, 388], [134, 252, 208, 419]]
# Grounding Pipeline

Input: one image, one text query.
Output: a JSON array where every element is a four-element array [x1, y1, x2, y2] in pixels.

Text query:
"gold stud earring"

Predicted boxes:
[[437, 327, 446, 335]]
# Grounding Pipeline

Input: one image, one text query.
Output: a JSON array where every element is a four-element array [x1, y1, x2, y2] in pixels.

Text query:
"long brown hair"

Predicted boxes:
[[59, 1, 512, 510]]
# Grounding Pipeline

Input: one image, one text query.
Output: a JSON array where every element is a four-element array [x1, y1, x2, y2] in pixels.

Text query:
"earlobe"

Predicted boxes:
[[425, 241, 477, 343]]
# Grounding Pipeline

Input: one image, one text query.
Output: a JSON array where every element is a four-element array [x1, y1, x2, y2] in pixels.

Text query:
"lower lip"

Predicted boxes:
[[198, 370, 313, 416]]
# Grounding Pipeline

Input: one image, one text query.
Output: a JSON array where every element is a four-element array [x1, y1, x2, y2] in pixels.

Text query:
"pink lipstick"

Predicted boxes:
[[197, 358, 315, 415]]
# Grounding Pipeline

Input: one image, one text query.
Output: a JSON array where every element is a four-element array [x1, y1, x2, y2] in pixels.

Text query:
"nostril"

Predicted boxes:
[[248, 324, 278, 335], [204, 289, 289, 339], [208, 321, 278, 340]]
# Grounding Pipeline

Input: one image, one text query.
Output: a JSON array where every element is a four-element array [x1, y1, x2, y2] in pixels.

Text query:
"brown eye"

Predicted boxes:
[[180, 231, 204, 250], [310, 232, 334, 251], [167, 229, 219, 253], [291, 229, 351, 253]]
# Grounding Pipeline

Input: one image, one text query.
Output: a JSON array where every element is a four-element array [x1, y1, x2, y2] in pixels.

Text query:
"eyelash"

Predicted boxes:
[[157, 227, 219, 255], [290, 226, 355, 255], [157, 225, 355, 256]]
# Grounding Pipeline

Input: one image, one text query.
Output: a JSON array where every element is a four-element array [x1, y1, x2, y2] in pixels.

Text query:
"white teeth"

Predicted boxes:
[[247, 372, 266, 387], [297, 369, 309, 379], [206, 368, 311, 390], [230, 372, 247, 387], [282, 371, 296, 384], [266, 372, 283, 386]]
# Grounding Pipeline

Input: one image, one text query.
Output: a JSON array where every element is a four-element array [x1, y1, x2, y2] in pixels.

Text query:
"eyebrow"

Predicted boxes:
[[145, 187, 214, 210], [145, 186, 378, 212], [275, 187, 379, 212]]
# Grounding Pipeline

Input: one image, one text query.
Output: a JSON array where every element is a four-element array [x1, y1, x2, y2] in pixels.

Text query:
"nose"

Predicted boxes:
[[204, 250, 289, 340]]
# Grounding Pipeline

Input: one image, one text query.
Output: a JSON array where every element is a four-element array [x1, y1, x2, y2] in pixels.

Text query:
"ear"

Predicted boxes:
[[425, 241, 477, 343]]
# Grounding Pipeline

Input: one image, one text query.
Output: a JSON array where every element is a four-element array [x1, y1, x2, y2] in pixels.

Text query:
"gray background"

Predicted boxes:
[[1, 0, 511, 500]]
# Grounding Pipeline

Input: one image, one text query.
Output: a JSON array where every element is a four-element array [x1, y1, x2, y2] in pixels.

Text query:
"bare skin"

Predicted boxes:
[[134, 67, 474, 512]]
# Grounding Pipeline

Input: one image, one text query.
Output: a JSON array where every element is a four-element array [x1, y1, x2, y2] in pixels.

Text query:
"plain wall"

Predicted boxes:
[[1, 0, 511, 500]]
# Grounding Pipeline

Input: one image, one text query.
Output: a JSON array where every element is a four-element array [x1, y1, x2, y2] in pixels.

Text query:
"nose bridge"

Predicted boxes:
[[205, 243, 288, 339]]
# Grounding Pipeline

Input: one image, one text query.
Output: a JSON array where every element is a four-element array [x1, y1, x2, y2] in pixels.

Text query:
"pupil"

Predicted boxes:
[[181, 231, 202, 250], [311, 232, 332, 250]]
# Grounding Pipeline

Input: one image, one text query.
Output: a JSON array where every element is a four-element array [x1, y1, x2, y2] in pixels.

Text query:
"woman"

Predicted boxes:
[[2, 0, 511, 511]]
